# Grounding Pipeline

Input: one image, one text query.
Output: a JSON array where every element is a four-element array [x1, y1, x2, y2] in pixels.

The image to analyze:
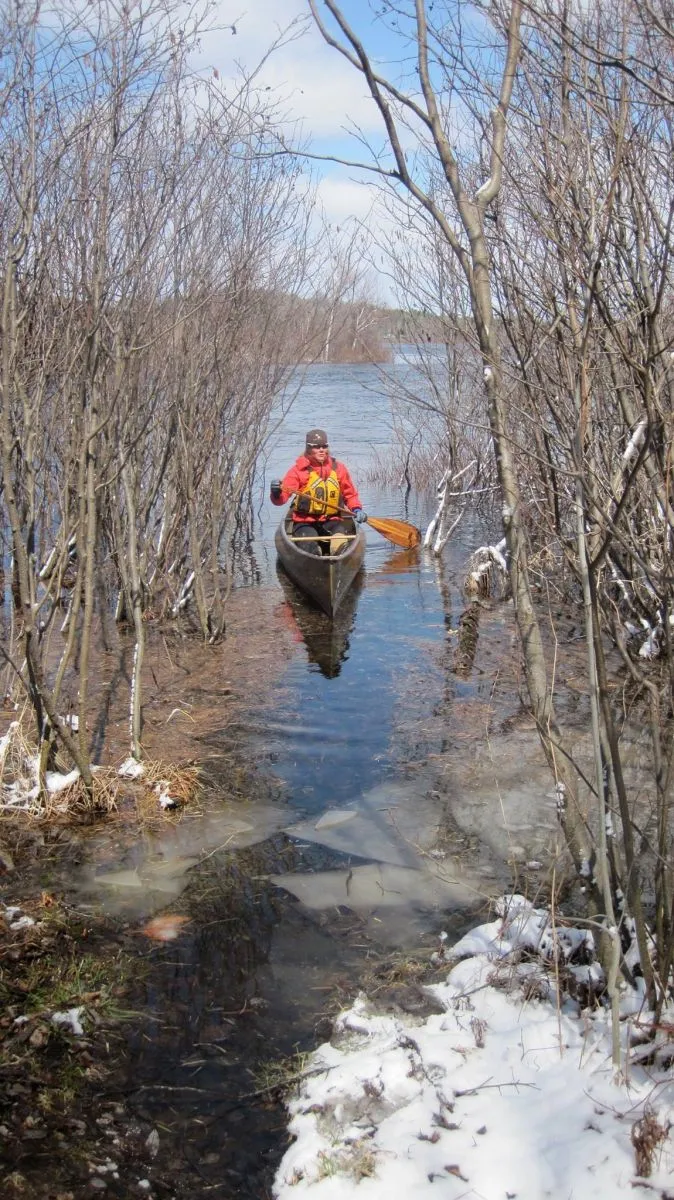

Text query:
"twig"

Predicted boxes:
[[454, 1077, 540, 1096]]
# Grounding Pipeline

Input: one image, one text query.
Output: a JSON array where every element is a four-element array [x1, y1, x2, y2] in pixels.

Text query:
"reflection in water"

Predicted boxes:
[[121, 841, 380, 1198], [377, 546, 421, 575], [122, 850, 286, 1196], [275, 565, 363, 678], [453, 599, 482, 677]]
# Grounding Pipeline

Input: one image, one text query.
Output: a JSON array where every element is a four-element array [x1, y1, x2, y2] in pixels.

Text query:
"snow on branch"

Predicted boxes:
[[171, 571, 195, 615], [464, 539, 509, 599], [423, 460, 476, 555], [623, 418, 647, 467]]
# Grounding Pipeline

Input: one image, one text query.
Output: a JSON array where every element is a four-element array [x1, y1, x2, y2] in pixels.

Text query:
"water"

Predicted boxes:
[[250, 356, 485, 816], [41, 359, 564, 1198]]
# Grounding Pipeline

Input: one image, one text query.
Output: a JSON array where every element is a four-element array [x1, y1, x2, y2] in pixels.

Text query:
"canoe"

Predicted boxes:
[[275, 513, 366, 617]]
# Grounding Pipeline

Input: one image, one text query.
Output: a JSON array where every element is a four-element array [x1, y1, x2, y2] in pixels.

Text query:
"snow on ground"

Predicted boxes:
[[273, 895, 674, 1200]]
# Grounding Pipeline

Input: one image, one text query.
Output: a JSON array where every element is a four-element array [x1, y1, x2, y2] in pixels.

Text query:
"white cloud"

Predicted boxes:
[[198, 2, 383, 141], [314, 174, 378, 226], [196, 3, 420, 304]]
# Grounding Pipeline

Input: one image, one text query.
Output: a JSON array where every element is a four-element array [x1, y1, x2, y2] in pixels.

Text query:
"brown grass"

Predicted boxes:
[[0, 711, 201, 824], [41, 769, 120, 818], [132, 760, 201, 824], [631, 1108, 670, 1177]]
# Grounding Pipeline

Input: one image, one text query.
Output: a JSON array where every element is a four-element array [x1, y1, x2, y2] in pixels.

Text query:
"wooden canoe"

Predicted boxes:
[[275, 513, 366, 617]]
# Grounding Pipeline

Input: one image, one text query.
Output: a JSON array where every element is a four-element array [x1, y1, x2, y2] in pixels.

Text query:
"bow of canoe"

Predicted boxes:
[[275, 514, 366, 617]]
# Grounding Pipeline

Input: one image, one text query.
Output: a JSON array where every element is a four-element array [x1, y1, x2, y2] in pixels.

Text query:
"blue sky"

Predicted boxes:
[[197, 1, 410, 292], [198, 2, 493, 304]]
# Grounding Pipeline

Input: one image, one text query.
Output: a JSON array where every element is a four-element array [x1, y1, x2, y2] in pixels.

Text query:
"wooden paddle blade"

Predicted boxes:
[[366, 515, 421, 548]]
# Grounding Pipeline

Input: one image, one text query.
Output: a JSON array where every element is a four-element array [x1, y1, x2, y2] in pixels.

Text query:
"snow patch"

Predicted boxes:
[[51, 1007, 86, 1035], [118, 757, 145, 779], [273, 896, 672, 1200]]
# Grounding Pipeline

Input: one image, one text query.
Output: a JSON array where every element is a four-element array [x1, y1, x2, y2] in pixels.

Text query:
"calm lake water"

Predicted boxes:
[[250, 354, 494, 813]]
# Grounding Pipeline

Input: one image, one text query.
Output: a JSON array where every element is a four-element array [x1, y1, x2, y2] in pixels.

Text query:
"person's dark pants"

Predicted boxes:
[[292, 518, 349, 555]]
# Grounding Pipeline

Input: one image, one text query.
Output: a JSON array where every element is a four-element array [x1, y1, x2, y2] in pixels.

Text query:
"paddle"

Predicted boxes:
[[284, 492, 421, 549], [360, 513, 421, 549]]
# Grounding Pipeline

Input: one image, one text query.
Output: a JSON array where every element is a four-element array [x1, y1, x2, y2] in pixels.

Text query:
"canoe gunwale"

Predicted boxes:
[[275, 514, 366, 617]]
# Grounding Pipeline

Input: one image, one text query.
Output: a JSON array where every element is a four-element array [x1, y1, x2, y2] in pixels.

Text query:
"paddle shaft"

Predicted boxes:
[[285, 494, 420, 548]]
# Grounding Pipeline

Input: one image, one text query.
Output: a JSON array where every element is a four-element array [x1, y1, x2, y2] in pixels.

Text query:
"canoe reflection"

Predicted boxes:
[[275, 564, 363, 678]]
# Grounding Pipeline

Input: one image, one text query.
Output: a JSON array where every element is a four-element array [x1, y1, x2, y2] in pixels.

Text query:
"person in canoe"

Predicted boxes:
[[270, 427, 367, 555]]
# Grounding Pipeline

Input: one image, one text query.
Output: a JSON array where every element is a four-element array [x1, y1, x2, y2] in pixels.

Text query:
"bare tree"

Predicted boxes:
[[308, 0, 601, 904], [0, 0, 323, 787], [307, 0, 674, 1042]]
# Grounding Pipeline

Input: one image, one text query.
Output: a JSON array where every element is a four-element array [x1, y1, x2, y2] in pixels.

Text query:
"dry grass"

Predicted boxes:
[[42, 769, 120, 818], [0, 734, 119, 818], [362, 953, 435, 998], [1, 713, 201, 823], [0, 718, 36, 795], [317, 1140, 378, 1183], [631, 1108, 670, 1177], [142, 758, 200, 800], [133, 759, 201, 824]]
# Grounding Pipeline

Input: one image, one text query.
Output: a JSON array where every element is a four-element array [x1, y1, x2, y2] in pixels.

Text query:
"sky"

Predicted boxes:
[[195, 0, 415, 301], [272, 894, 674, 1200], [196, 1, 496, 304]]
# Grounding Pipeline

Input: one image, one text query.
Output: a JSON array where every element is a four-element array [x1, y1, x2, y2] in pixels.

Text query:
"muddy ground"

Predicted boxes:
[[0, 592, 300, 1199]]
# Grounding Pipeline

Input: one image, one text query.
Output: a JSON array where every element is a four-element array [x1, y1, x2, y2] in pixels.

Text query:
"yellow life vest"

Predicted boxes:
[[300, 466, 341, 517]]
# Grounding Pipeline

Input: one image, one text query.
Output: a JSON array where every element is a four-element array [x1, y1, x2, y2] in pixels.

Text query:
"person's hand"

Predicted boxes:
[[270, 479, 282, 501], [352, 509, 367, 524]]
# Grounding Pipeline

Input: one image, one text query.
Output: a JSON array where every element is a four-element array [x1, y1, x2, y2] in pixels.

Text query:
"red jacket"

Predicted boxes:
[[272, 455, 362, 523]]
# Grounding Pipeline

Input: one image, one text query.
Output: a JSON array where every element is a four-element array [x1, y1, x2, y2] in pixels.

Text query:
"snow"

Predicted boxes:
[[0, 747, 103, 811], [155, 782, 179, 809], [7, 914, 36, 931], [623, 418, 647, 465], [273, 895, 674, 1200], [45, 767, 81, 793], [639, 628, 661, 659], [51, 1007, 86, 1036], [0, 722, 19, 756], [118, 756, 145, 779]]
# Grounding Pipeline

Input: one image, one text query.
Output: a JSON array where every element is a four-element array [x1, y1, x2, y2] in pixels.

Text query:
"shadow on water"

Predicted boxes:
[[116, 833, 479, 1199], [119, 842, 315, 1198], [274, 564, 364, 679]]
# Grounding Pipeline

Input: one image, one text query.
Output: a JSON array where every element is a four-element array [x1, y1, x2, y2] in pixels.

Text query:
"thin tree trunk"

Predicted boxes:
[[122, 466, 145, 759]]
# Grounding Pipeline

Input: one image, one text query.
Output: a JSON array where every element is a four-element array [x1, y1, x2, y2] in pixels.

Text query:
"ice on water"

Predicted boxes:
[[78, 799, 290, 918], [284, 780, 442, 869], [276, 780, 496, 922], [268, 861, 476, 912]]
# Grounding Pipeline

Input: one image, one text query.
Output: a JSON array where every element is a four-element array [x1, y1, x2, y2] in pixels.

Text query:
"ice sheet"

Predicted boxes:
[[268, 861, 476, 912], [285, 780, 444, 869], [76, 800, 291, 918]]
